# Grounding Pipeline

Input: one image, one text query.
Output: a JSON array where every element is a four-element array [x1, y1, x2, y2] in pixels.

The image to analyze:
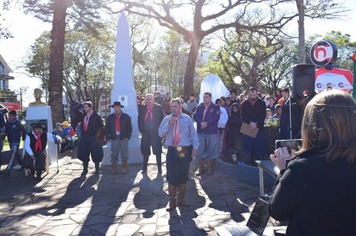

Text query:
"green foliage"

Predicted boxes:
[[23, 0, 105, 34], [308, 31, 356, 72], [260, 41, 298, 95], [323, 31, 356, 71], [18, 109, 26, 120], [134, 29, 189, 97], [199, 27, 290, 93], [25, 29, 114, 111], [26, 31, 51, 94], [0, 0, 13, 39]]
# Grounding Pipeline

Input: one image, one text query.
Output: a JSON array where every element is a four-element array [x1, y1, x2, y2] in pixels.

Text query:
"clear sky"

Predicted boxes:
[[0, 0, 355, 106]]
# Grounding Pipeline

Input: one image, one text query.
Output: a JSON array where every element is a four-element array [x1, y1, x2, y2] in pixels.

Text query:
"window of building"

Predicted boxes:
[[0, 80, 5, 90]]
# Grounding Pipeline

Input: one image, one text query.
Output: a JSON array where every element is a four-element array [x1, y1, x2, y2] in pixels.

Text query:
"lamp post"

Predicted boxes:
[[233, 76, 242, 94]]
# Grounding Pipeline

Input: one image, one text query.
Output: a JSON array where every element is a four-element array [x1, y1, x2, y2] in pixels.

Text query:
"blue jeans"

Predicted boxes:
[[65, 136, 75, 148], [243, 130, 266, 155], [166, 146, 191, 186], [7, 144, 22, 169]]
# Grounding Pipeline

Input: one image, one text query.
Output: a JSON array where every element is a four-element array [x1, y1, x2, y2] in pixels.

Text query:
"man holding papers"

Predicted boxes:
[[241, 87, 266, 165]]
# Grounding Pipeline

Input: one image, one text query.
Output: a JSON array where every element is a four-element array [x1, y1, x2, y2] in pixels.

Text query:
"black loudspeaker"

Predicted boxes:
[[292, 64, 315, 100]]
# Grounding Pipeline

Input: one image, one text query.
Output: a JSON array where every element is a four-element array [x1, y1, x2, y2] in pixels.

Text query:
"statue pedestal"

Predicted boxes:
[[26, 106, 58, 167]]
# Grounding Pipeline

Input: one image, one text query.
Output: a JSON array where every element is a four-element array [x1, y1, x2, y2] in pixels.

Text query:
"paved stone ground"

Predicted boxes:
[[0, 148, 280, 236]]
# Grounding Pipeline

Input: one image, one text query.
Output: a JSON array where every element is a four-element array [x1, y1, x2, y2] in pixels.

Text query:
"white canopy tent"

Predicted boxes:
[[199, 74, 230, 104]]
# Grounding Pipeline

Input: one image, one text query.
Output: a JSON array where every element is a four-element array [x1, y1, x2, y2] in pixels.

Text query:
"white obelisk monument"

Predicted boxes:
[[102, 11, 141, 164]]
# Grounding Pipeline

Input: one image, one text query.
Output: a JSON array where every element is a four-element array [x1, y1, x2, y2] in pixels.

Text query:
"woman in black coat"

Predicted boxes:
[[268, 91, 356, 236], [226, 103, 243, 150]]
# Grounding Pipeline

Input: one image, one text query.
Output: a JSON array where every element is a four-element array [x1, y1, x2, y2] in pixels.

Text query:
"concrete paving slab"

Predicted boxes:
[[0, 148, 283, 235]]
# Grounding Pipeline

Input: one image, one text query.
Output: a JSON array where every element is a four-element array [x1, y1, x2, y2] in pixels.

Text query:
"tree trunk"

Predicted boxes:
[[296, 0, 306, 63], [48, 0, 68, 126], [183, 37, 201, 99]]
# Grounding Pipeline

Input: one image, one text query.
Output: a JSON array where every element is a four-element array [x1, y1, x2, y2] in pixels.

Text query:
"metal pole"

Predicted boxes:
[[352, 52, 356, 100], [289, 87, 292, 139], [20, 87, 23, 111]]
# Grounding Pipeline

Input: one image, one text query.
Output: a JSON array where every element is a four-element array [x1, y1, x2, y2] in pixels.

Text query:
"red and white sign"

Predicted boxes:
[[3, 103, 20, 110], [315, 67, 353, 90], [310, 40, 338, 67]]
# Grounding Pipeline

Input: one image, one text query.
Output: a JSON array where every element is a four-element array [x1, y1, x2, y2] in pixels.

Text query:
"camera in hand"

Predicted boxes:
[[275, 139, 302, 155]]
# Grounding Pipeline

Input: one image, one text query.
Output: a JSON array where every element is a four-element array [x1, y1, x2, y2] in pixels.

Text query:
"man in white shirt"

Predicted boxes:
[[24, 123, 63, 180]]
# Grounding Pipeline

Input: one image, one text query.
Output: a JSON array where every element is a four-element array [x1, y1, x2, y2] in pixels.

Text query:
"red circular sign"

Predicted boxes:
[[352, 52, 356, 63], [310, 40, 338, 67]]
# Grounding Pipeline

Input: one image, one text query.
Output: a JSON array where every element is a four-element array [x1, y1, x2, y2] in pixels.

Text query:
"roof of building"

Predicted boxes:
[[0, 54, 13, 73]]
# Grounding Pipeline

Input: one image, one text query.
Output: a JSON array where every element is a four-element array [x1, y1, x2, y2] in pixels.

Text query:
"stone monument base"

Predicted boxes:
[[26, 106, 58, 167]]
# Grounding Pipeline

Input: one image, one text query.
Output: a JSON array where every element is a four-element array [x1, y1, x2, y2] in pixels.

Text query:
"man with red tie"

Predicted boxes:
[[78, 101, 104, 175], [138, 93, 165, 173], [159, 98, 198, 211], [105, 101, 132, 174]]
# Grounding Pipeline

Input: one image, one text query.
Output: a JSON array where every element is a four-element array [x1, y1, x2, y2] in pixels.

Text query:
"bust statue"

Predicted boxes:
[[29, 88, 48, 107]]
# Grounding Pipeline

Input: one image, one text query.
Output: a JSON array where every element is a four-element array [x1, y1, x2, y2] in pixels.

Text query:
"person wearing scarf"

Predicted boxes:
[[23, 123, 63, 180], [105, 101, 132, 174], [77, 101, 104, 176], [137, 93, 164, 174], [193, 92, 220, 175], [158, 98, 198, 211]]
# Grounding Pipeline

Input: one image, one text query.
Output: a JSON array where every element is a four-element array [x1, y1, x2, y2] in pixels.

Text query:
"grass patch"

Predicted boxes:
[[2, 138, 24, 151]]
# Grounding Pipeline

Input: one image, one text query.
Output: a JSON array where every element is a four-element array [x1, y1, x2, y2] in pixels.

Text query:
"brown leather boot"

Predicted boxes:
[[111, 163, 117, 175], [122, 161, 127, 174], [177, 184, 190, 207], [166, 185, 176, 211], [196, 159, 205, 176], [207, 159, 216, 175]]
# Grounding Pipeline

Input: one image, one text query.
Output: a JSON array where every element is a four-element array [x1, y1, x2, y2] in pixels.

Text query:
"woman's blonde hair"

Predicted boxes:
[[300, 90, 356, 163]]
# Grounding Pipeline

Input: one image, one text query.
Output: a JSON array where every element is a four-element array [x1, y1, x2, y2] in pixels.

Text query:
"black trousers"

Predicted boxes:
[[24, 151, 46, 173], [77, 135, 103, 163], [140, 129, 162, 155]]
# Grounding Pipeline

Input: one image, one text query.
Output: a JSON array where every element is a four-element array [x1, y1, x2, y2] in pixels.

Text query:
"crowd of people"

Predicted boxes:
[[137, 86, 307, 166], [1, 86, 355, 234], [0, 85, 308, 178]]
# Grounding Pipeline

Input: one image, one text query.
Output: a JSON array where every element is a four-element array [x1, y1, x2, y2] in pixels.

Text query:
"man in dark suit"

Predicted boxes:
[[77, 101, 104, 175], [138, 93, 164, 173], [105, 101, 132, 174]]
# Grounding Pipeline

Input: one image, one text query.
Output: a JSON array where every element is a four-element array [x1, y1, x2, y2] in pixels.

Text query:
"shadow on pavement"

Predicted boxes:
[[169, 178, 208, 236], [0, 167, 46, 203], [133, 173, 167, 218], [199, 161, 257, 223], [38, 175, 97, 216], [79, 170, 136, 235]]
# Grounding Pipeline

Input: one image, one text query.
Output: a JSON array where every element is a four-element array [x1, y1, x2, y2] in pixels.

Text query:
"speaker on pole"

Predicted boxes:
[[292, 64, 315, 100]]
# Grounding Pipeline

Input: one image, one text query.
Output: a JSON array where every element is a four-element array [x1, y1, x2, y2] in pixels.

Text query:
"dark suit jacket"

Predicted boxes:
[[105, 112, 132, 141], [80, 111, 103, 137], [138, 103, 164, 133]]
